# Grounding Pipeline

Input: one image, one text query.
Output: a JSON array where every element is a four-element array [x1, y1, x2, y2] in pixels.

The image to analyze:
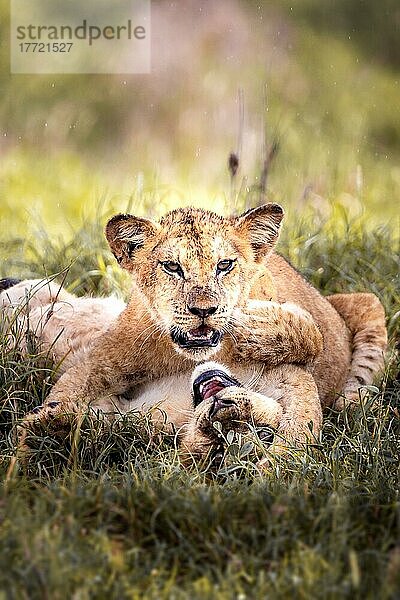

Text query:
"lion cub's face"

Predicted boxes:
[[106, 204, 283, 360]]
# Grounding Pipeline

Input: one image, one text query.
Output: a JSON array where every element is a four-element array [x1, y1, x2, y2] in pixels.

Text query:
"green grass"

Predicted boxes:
[[0, 208, 399, 599]]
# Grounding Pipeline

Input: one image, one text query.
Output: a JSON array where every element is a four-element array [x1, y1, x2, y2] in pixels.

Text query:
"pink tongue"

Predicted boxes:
[[202, 381, 225, 400]]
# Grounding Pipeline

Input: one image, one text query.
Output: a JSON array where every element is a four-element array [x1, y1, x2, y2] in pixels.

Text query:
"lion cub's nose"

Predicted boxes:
[[188, 305, 218, 318]]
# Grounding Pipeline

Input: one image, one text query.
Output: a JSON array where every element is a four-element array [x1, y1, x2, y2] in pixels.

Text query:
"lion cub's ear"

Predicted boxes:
[[105, 213, 160, 269], [234, 203, 284, 259]]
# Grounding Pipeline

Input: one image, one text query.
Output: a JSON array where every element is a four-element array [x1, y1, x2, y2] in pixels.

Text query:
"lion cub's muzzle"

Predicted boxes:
[[171, 325, 222, 350], [192, 368, 241, 413]]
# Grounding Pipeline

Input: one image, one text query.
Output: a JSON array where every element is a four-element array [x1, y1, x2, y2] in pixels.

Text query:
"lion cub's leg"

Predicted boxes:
[[1, 278, 124, 372], [180, 362, 322, 461], [327, 293, 387, 408], [1, 278, 126, 448], [0, 278, 76, 313], [1, 278, 77, 356], [228, 300, 323, 367]]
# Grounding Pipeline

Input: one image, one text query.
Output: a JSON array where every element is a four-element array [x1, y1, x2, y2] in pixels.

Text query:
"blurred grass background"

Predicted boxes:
[[0, 0, 399, 240]]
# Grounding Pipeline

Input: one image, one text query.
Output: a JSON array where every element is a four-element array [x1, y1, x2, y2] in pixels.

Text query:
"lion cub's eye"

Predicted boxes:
[[217, 259, 235, 275], [160, 261, 184, 278]]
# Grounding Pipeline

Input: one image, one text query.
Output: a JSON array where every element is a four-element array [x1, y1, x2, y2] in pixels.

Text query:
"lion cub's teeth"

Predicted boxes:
[[188, 329, 213, 340]]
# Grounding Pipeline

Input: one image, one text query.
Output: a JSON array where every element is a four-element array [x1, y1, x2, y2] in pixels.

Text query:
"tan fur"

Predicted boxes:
[[327, 293, 387, 408], [2, 204, 387, 459]]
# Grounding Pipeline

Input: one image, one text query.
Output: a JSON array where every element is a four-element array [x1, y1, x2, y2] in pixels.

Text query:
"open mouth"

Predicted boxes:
[[192, 368, 241, 408], [171, 325, 222, 350]]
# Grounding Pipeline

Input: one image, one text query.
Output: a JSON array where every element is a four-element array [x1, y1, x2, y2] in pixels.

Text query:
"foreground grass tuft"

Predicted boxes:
[[0, 210, 399, 598]]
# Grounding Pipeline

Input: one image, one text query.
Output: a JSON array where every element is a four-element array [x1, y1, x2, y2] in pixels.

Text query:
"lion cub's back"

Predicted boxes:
[[266, 253, 351, 405]]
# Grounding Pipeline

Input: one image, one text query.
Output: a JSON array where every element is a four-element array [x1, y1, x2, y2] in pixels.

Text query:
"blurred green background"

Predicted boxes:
[[0, 0, 399, 238]]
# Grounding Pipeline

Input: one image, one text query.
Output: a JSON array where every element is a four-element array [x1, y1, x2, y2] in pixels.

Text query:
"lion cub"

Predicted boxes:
[[1, 204, 387, 460]]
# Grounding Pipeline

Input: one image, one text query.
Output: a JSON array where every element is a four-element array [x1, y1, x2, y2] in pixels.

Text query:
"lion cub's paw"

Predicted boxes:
[[189, 361, 282, 449], [18, 400, 81, 450], [192, 361, 245, 431], [332, 388, 369, 411]]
